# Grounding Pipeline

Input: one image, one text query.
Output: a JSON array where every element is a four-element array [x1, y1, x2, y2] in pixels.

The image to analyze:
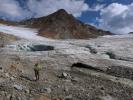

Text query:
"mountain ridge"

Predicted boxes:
[[20, 9, 112, 39]]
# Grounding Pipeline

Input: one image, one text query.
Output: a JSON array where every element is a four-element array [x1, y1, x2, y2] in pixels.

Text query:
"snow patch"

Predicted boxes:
[[0, 24, 51, 41]]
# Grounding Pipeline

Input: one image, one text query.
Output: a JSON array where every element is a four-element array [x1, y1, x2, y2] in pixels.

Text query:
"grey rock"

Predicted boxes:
[[58, 72, 69, 79], [16, 96, 21, 100], [10, 95, 15, 100], [62, 72, 68, 79], [10, 95, 21, 100], [64, 86, 69, 92], [71, 77, 79, 82], [39, 87, 51, 93], [99, 95, 115, 100], [5, 73, 10, 78], [0, 67, 2, 70], [10, 77, 15, 80], [1, 91, 6, 96], [7, 94, 11, 99], [65, 95, 73, 100], [13, 84, 26, 91], [24, 89, 30, 94]]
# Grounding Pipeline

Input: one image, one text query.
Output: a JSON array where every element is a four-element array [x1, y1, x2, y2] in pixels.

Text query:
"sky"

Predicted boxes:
[[0, 0, 133, 34]]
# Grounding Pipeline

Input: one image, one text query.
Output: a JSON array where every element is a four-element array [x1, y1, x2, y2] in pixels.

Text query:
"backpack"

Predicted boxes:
[[34, 63, 42, 71]]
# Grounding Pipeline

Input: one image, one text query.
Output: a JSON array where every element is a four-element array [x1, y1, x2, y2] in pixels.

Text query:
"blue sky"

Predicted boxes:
[[78, 0, 133, 24], [0, 0, 133, 34]]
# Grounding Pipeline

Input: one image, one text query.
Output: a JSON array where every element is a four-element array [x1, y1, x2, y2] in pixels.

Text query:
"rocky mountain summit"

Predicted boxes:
[[21, 9, 112, 39], [0, 32, 133, 99]]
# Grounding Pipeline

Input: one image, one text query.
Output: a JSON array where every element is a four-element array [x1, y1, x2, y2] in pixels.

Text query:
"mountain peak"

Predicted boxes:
[[50, 9, 72, 20], [21, 10, 112, 39], [56, 9, 68, 14]]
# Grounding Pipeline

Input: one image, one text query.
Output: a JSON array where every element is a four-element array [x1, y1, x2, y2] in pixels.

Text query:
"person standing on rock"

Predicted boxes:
[[34, 62, 42, 81]]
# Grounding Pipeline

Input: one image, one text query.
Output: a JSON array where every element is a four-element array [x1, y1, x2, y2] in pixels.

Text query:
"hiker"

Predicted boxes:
[[34, 62, 42, 81]]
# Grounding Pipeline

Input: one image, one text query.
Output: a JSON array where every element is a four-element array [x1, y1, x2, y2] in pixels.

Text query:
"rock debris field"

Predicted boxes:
[[0, 25, 133, 99]]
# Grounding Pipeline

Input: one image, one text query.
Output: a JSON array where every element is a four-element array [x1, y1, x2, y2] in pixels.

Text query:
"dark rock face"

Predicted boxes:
[[21, 9, 112, 39], [16, 44, 54, 52]]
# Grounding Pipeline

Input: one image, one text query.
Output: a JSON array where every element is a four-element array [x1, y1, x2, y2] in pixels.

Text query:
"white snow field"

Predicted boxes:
[[0, 24, 51, 41]]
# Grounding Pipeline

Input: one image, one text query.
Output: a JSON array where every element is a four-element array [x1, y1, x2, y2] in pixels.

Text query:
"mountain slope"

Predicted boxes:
[[21, 9, 112, 39], [0, 19, 17, 26]]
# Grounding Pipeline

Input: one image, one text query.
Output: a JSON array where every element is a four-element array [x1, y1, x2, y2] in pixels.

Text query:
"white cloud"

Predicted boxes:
[[88, 4, 105, 11], [0, 0, 31, 21], [0, 0, 89, 21], [99, 3, 133, 34], [27, 0, 89, 18], [0, 0, 21, 19]]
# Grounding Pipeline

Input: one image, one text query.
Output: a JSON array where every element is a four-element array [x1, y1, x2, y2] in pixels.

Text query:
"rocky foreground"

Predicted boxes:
[[0, 34, 133, 100]]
